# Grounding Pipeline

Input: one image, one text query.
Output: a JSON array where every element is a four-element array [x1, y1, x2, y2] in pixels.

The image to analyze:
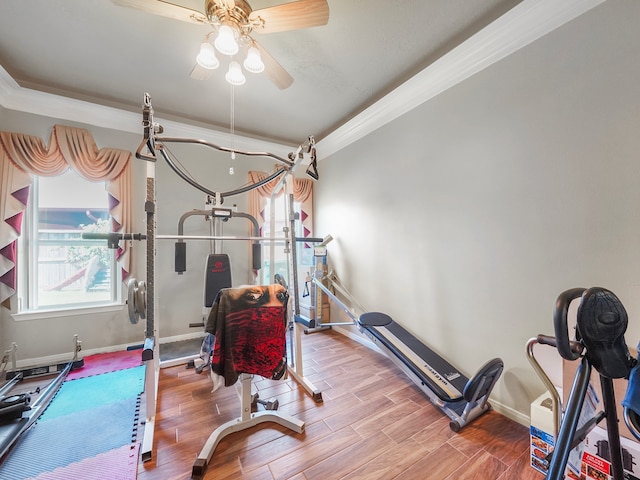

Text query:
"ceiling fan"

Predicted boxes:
[[112, 0, 330, 89]]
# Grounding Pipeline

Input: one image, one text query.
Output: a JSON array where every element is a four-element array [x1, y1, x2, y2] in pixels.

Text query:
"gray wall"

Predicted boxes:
[[314, 0, 640, 419]]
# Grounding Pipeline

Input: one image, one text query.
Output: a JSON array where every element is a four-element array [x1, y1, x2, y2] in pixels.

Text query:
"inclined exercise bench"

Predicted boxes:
[[359, 312, 503, 431]]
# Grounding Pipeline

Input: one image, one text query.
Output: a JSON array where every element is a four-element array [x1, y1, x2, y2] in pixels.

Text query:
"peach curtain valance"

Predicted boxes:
[[1, 125, 131, 180], [248, 170, 314, 241], [0, 125, 133, 309]]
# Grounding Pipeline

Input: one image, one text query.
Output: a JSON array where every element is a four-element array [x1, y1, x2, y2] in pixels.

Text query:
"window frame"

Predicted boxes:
[[259, 195, 313, 285], [17, 174, 122, 314]]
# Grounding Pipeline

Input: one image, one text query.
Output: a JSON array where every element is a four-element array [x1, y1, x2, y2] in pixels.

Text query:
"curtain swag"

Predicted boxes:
[[247, 169, 314, 242]]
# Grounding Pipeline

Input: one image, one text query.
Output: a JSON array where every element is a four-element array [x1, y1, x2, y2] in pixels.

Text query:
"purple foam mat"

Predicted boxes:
[[31, 443, 140, 480]]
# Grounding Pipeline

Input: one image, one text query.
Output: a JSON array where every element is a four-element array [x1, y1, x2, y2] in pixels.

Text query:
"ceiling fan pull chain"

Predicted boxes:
[[229, 85, 236, 175]]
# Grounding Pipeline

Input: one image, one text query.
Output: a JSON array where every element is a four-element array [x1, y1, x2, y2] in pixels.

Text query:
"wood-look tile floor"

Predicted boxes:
[[137, 329, 543, 480]]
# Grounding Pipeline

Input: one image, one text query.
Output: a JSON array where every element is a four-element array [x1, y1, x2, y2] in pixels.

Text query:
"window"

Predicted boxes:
[[18, 170, 121, 312], [260, 195, 313, 285]]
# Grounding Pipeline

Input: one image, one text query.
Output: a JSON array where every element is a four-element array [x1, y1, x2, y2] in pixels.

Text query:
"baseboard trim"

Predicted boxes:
[[7, 331, 206, 371], [490, 400, 530, 428]]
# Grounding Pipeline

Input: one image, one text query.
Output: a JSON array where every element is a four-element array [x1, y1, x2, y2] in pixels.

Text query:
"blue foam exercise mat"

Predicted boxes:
[[39, 365, 144, 421]]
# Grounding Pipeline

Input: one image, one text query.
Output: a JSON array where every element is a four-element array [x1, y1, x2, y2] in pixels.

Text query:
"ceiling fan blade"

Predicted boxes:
[[250, 0, 329, 34], [111, 0, 208, 24], [254, 41, 293, 90], [189, 63, 215, 80]]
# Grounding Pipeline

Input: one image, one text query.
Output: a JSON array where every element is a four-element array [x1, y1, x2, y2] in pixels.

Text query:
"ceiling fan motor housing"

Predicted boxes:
[[205, 0, 262, 36]]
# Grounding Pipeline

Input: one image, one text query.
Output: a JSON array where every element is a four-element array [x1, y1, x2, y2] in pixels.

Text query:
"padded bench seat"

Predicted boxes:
[[359, 312, 468, 403]]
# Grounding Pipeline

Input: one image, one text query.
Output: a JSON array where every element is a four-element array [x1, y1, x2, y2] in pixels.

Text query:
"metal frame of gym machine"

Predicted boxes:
[[122, 93, 324, 466]]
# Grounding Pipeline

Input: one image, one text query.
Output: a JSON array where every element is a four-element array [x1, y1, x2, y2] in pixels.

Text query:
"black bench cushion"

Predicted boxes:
[[359, 312, 468, 402]]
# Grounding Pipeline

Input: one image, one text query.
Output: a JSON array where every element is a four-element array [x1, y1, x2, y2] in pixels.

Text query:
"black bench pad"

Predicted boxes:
[[359, 312, 468, 402]]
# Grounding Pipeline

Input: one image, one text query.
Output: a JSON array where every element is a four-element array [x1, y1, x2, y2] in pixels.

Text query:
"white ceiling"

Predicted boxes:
[[0, 0, 604, 152]]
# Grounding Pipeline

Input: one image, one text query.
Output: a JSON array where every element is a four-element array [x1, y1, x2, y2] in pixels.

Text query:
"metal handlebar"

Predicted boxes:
[[552, 288, 586, 360]]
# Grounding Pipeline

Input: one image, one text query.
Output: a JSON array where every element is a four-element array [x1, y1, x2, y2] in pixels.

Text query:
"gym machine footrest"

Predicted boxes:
[[294, 314, 316, 329]]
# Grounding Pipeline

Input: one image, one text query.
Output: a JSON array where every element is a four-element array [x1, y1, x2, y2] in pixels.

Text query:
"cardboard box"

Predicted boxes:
[[580, 425, 640, 480], [530, 386, 599, 477], [530, 424, 555, 475], [530, 392, 556, 474], [299, 301, 331, 322]]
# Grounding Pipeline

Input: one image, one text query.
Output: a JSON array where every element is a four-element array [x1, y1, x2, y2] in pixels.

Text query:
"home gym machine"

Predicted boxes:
[[297, 269, 504, 431], [85, 93, 322, 468], [530, 287, 638, 480], [173, 202, 261, 323]]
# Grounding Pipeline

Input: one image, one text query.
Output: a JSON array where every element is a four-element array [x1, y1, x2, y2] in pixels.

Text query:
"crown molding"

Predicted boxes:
[[0, 66, 292, 157], [317, 0, 605, 159], [0, 0, 605, 161]]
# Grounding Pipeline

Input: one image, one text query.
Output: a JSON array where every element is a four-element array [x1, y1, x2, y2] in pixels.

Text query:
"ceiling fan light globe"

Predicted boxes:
[[226, 61, 246, 86], [215, 24, 239, 56], [243, 47, 265, 74], [196, 42, 220, 70]]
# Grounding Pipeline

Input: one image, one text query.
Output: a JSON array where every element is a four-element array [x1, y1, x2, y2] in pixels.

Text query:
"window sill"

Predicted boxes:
[[11, 303, 125, 322]]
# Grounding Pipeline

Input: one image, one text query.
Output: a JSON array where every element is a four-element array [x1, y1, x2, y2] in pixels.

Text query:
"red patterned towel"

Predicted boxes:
[[205, 285, 288, 388]]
